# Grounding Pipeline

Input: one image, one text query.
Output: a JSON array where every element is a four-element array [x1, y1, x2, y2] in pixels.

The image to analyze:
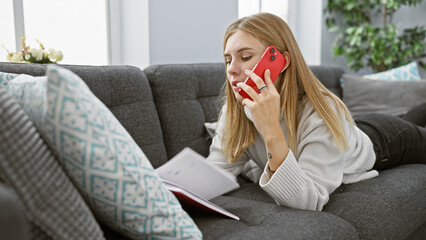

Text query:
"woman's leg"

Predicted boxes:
[[355, 113, 426, 171], [400, 102, 426, 127]]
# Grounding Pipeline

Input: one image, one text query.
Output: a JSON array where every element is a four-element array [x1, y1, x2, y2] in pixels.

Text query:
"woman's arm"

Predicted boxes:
[[238, 69, 290, 172], [260, 110, 347, 211]]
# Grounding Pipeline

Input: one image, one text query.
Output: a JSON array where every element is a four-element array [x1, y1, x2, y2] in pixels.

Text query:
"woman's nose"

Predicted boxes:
[[227, 60, 241, 77]]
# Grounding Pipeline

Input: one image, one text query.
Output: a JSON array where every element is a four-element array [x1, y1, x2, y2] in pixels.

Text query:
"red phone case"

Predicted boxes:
[[239, 46, 286, 100]]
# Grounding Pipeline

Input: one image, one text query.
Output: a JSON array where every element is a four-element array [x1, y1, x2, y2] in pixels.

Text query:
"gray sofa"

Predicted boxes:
[[0, 62, 425, 239]]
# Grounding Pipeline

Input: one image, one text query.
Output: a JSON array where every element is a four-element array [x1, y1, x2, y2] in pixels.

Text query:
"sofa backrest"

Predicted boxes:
[[0, 62, 344, 168], [145, 63, 345, 162], [0, 63, 169, 168], [145, 63, 226, 161], [309, 65, 344, 98]]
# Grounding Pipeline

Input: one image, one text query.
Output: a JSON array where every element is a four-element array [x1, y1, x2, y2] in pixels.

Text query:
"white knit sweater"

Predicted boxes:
[[206, 99, 378, 211]]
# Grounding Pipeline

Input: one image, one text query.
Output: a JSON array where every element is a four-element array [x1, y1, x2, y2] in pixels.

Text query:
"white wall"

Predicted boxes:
[[109, 0, 150, 70], [287, 0, 323, 66], [148, 0, 238, 65], [122, 0, 150, 69]]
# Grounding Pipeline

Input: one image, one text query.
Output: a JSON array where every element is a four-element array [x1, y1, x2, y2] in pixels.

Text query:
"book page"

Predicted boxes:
[[156, 147, 239, 200]]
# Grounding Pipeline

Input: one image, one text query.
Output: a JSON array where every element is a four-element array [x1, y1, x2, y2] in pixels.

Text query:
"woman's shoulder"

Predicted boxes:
[[298, 99, 323, 128], [299, 95, 342, 116], [298, 95, 346, 129]]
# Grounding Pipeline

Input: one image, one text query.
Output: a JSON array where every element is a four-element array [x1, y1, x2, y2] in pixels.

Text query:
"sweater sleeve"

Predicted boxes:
[[259, 110, 347, 211], [205, 110, 249, 176]]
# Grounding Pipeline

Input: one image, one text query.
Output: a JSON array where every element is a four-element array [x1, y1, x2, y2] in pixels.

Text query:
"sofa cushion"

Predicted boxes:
[[145, 63, 226, 161], [342, 74, 426, 116], [324, 164, 426, 239], [7, 65, 202, 239], [192, 194, 358, 240], [0, 88, 104, 239]]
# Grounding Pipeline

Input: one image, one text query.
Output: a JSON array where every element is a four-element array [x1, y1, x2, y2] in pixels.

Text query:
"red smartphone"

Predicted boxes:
[[239, 46, 286, 100]]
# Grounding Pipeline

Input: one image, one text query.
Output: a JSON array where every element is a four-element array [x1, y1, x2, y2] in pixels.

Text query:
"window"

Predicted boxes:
[[238, 0, 288, 21], [0, 0, 16, 61], [23, 0, 108, 65], [1, 0, 108, 65]]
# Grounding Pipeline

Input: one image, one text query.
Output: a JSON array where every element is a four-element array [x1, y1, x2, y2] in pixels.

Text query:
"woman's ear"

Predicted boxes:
[[282, 51, 290, 72]]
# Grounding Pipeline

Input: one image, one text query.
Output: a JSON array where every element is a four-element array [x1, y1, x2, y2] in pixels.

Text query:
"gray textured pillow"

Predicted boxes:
[[0, 88, 104, 239], [342, 74, 426, 116]]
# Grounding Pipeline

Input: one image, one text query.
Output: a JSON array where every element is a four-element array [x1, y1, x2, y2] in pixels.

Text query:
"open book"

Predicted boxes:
[[156, 147, 240, 220]]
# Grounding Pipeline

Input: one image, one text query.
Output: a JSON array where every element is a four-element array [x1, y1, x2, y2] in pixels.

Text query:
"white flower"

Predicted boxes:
[[29, 48, 43, 61], [49, 48, 63, 62], [5, 38, 63, 63], [11, 52, 24, 62]]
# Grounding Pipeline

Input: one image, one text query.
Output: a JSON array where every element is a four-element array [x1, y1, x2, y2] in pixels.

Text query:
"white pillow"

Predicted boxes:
[[7, 65, 202, 239]]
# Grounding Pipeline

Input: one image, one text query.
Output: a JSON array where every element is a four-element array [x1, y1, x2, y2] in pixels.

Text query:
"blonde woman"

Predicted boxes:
[[206, 12, 426, 211]]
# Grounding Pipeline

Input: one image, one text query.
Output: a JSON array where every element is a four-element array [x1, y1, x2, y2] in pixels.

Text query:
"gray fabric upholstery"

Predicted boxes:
[[145, 63, 226, 162], [342, 74, 426, 116], [0, 62, 168, 168], [0, 183, 28, 240], [418, 62, 426, 79], [310, 65, 344, 98], [193, 196, 358, 240], [191, 181, 358, 239], [324, 164, 426, 240], [0, 88, 104, 239]]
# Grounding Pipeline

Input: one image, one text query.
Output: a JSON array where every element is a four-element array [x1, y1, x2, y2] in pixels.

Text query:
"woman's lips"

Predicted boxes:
[[232, 80, 241, 91]]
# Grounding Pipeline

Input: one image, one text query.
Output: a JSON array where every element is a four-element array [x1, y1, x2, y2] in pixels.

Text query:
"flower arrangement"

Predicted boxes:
[[3, 36, 63, 64]]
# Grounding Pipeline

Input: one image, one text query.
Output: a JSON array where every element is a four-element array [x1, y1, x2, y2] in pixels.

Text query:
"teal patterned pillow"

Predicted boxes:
[[7, 65, 202, 239], [363, 61, 421, 81], [0, 71, 18, 89]]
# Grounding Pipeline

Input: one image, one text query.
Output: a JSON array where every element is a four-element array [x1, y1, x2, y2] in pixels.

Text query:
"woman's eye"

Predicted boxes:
[[242, 56, 252, 61]]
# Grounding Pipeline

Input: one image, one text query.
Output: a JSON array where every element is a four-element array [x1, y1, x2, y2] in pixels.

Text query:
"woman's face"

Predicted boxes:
[[224, 30, 266, 102]]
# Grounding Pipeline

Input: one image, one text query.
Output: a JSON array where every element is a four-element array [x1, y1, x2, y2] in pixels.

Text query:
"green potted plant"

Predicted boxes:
[[324, 0, 425, 72]]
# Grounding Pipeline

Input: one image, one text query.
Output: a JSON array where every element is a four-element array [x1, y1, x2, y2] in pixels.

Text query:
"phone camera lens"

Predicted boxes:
[[270, 48, 275, 53], [270, 55, 275, 61]]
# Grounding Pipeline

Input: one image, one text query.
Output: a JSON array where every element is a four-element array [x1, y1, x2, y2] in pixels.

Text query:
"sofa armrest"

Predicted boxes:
[[0, 183, 28, 240]]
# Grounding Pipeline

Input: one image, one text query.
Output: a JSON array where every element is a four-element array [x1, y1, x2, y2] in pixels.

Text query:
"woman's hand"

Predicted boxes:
[[237, 69, 289, 171], [237, 69, 282, 140]]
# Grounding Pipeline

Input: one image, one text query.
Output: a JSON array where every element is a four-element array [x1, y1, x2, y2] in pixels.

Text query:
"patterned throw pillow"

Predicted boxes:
[[363, 61, 421, 81], [0, 71, 18, 88], [7, 65, 202, 239], [0, 88, 104, 239]]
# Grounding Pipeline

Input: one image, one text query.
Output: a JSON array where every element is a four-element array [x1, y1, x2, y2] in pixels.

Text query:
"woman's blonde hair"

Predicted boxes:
[[221, 12, 353, 163]]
